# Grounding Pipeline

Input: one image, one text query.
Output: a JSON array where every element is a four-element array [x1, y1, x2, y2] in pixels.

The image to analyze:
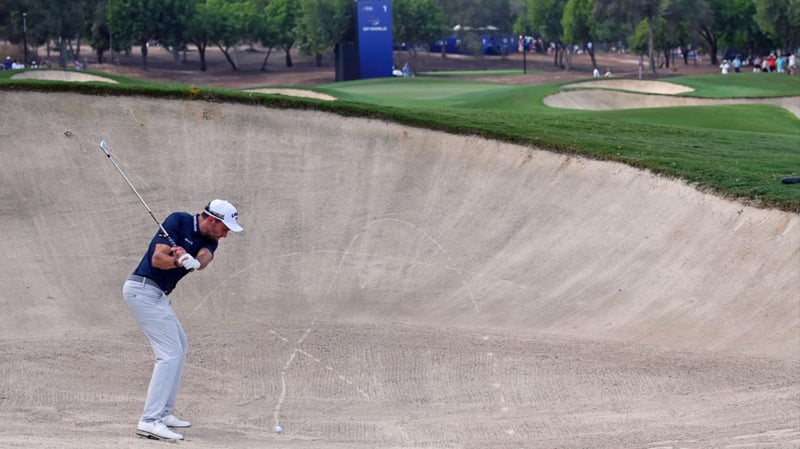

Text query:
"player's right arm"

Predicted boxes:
[[151, 243, 186, 270]]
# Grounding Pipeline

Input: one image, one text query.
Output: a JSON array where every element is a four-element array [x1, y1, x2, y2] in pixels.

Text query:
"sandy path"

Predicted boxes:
[[0, 91, 797, 449]]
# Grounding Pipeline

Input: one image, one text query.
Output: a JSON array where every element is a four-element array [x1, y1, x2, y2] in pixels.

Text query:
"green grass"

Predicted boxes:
[[419, 69, 542, 76], [2, 70, 799, 211], [601, 104, 798, 134], [669, 73, 800, 97], [315, 77, 522, 106]]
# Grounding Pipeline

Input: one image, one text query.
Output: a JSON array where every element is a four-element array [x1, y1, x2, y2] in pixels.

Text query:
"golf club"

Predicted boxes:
[[99, 140, 178, 248]]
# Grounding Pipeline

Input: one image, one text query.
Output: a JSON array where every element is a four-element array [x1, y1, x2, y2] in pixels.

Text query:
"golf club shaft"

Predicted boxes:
[[99, 140, 178, 248]]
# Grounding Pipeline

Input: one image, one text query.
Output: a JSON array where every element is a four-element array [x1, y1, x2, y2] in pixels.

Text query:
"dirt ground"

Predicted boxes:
[[60, 44, 720, 88], [1, 45, 798, 449]]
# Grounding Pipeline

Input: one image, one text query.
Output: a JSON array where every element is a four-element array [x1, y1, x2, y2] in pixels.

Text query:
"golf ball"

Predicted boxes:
[[274, 425, 283, 433]]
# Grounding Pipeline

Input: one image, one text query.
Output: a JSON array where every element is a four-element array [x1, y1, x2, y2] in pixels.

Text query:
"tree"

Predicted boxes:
[[528, 0, 567, 67], [214, 0, 258, 70], [0, 0, 31, 60], [108, 0, 177, 70], [718, 0, 757, 53], [263, 0, 301, 68], [512, 14, 532, 37], [294, 0, 355, 68], [561, 0, 596, 69], [659, 0, 696, 67], [88, 0, 110, 63], [185, 0, 256, 71], [755, 0, 800, 53], [185, 0, 214, 71], [695, 0, 761, 66], [595, 0, 663, 73], [393, 0, 448, 56], [439, 0, 513, 30], [476, 0, 514, 31], [184, 0, 257, 72], [293, 0, 330, 67], [158, 0, 195, 64], [42, 0, 94, 68], [438, 0, 514, 59], [629, 16, 670, 67]]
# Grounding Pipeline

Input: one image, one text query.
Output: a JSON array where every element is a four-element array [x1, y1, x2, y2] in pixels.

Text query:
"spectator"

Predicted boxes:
[[4, 56, 12, 70], [720, 60, 730, 74], [402, 62, 411, 78], [732, 56, 741, 73], [776, 54, 786, 73], [592, 67, 600, 78], [753, 56, 762, 73]]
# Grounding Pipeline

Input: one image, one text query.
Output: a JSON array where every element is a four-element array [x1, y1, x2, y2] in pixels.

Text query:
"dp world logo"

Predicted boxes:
[[368, 17, 380, 26]]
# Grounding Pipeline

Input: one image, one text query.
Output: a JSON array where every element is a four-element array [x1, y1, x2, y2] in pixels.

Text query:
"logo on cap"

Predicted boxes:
[[204, 199, 243, 232]]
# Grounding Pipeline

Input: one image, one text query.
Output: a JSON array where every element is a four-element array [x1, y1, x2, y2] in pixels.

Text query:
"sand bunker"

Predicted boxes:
[[546, 87, 800, 118], [0, 91, 797, 449], [11, 70, 118, 83], [564, 79, 695, 94], [245, 88, 335, 101], [549, 78, 800, 118]]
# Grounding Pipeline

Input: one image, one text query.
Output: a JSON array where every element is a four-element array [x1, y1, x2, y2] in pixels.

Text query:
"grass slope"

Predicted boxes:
[[3, 71, 799, 211], [670, 73, 800, 98], [317, 76, 799, 210]]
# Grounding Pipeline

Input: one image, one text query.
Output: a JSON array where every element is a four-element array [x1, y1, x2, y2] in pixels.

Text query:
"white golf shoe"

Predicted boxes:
[[136, 420, 184, 440], [162, 414, 192, 428]]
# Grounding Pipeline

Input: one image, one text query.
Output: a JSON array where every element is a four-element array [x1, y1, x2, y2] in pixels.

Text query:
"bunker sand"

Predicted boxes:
[[244, 87, 335, 101], [0, 91, 797, 449], [563, 79, 695, 94], [545, 79, 800, 118], [11, 69, 118, 83]]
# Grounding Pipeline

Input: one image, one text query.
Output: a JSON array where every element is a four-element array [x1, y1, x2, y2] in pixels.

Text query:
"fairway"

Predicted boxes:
[[316, 75, 800, 211], [666, 73, 800, 98], [419, 69, 538, 76], [319, 77, 518, 104]]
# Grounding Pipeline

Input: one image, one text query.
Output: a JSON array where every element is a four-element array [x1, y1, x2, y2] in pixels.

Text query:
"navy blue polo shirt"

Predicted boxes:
[[133, 212, 218, 294]]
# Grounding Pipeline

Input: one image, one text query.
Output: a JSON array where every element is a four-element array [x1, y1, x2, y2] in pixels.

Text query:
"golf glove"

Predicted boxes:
[[178, 254, 201, 271]]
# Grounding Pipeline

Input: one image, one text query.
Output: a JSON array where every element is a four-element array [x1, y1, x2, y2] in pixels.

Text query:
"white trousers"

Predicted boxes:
[[123, 280, 188, 423]]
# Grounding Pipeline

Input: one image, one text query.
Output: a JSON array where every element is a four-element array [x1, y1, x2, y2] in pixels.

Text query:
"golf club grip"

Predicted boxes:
[[172, 248, 195, 273]]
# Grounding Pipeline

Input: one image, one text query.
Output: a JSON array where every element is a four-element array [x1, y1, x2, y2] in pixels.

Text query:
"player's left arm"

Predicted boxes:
[[196, 247, 214, 270]]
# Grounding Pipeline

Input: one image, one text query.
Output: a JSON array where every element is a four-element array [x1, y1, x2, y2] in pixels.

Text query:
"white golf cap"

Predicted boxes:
[[204, 199, 243, 232]]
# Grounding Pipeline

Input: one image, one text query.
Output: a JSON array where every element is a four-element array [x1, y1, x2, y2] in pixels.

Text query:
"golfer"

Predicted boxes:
[[123, 199, 243, 440]]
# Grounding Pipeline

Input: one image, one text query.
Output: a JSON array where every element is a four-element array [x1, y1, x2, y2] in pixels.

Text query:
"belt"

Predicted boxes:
[[127, 274, 166, 293]]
